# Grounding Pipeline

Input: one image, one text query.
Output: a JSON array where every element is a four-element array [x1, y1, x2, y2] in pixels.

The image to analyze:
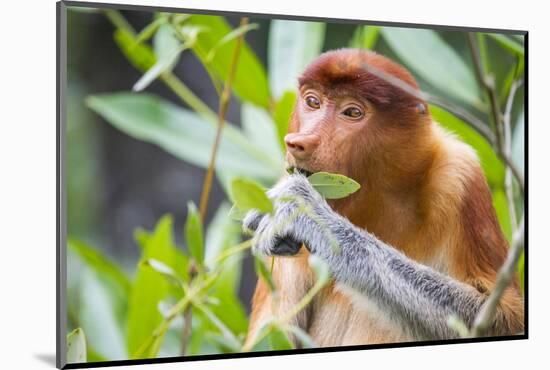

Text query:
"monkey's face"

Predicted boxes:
[[285, 49, 430, 187], [285, 84, 375, 181]]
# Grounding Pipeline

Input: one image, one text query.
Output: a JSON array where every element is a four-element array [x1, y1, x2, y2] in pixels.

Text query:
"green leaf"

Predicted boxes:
[[194, 303, 242, 350], [127, 215, 176, 358], [268, 326, 294, 350], [381, 28, 481, 107], [78, 268, 127, 360], [86, 93, 281, 184], [204, 203, 248, 335], [133, 24, 187, 92], [251, 321, 294, 351], [141, 259, 184, 287], [486, 33, 524, 56], [68, 6, 100, 14], [241, 102, 284, 161], [273, 91, 297, 152], [350, 26, 381, 49], [67, 328, 87, 363], [228, 204, 248, 222], [185, 15, 270, 107], [134, 16, 167, 45], [254, 256, 276, 292], [67, 239, 131, 294], [268, 20, 326, 99], [430, 105, 505, 189], [307, 172, 361, 199], [493, 189, 512, 242], [517, 250, 524, 293], [206, 23, 260, 63], [229, 177, 274, 213], [205, 203, 241, 264], [185, 202, 204, 266], [154, 23, 180, 62], [113, 29, 156, 72], [308, 254, 331, 285], [512, 110, 525, 176]]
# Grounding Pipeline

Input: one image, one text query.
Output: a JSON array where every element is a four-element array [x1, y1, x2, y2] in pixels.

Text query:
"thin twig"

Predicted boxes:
[[180, 264, 197, 355], [471, 215, 525, 336], [467, 33, 505, 151], [503, 80, 523, 230], [198, 17, 249, 222]]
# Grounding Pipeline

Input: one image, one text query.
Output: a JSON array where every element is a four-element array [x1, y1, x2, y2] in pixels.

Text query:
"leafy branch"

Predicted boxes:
[[466, 33, 525, 336], [199, 17, 250, 222]]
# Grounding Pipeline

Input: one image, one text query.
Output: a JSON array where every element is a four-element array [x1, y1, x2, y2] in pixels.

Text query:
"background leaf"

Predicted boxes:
[[113, 29, 156, 72], [382, 28, 481, 108], [185, 202, 204, 266], [273, 91, 297, 152], [241, 102, 283, 161], [349, 26, 381, 49], [126, 215, 177, 358], [186, 15, 270, 107], [229, 177, 274, 213], [486, 33, 524, 56], [133, 23, 185, 91], [512, 110, 525, 176], [430, 105, 505, 189], [68, 240, 128, 360], [67, 328, 87, 363], [68, 239, 131, 295], [87, 93, 282, 185], [78, 268, 128, 360], [250, 321, 294, 351], [268, 20, 326, 99]]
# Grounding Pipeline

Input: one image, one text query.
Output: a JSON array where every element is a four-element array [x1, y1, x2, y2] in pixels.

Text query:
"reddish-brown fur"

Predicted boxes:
[[246, 49, 524, 346]]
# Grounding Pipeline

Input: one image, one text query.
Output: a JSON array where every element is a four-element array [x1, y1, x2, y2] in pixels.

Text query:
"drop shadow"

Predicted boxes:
[[34, 353, 57, 367]]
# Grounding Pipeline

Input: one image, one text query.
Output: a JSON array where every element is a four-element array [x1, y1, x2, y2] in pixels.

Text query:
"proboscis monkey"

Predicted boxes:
[[244, 49, 524, 346]]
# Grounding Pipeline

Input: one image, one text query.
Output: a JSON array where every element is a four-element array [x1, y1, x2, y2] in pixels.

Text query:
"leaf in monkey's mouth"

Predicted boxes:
[[286, 166, 313, 177]]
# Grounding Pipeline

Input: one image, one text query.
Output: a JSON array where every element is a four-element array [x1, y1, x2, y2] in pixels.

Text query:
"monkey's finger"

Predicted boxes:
[[243, 210, 264, 234]]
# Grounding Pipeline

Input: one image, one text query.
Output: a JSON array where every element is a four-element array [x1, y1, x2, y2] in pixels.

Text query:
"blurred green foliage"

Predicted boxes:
[[66, 7, 525, 364]]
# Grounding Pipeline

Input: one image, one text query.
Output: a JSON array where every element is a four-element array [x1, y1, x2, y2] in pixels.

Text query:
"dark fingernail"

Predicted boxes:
[[273, 236, 302, 256]]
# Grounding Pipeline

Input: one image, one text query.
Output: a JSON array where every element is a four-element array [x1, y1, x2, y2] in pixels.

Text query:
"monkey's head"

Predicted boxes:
[[285, 48, 435, 193]]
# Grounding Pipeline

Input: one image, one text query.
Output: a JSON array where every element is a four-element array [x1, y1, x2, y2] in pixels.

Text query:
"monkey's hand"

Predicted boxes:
[[243, 174, 332, 257]]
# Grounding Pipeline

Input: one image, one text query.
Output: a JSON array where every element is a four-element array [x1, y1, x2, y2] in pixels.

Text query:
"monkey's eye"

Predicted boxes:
[[342, 107, 363, 119], [305, 95, 321, 109]]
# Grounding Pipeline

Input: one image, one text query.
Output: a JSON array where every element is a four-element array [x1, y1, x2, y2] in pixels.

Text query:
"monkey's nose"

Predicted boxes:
[[284, 133, 320, 160]]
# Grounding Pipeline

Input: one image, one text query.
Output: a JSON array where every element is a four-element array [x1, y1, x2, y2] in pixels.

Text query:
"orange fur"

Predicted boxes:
[[246, 49, 524, 347]]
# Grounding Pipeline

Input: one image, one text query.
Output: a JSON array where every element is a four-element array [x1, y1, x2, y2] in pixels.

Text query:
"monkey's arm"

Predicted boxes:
[[245, 174, 497, 340]]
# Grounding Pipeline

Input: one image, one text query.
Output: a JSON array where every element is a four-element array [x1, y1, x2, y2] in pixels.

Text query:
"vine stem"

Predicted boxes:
[[471, 215, 525, 336], [198, 17, 249, 222]]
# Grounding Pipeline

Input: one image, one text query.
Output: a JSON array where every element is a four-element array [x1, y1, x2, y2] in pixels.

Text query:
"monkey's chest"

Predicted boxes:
[[306, 283, 411, 346]]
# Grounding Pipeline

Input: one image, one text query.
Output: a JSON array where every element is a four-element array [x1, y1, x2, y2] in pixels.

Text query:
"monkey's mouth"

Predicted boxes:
[[286, 166, 313, 177]]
